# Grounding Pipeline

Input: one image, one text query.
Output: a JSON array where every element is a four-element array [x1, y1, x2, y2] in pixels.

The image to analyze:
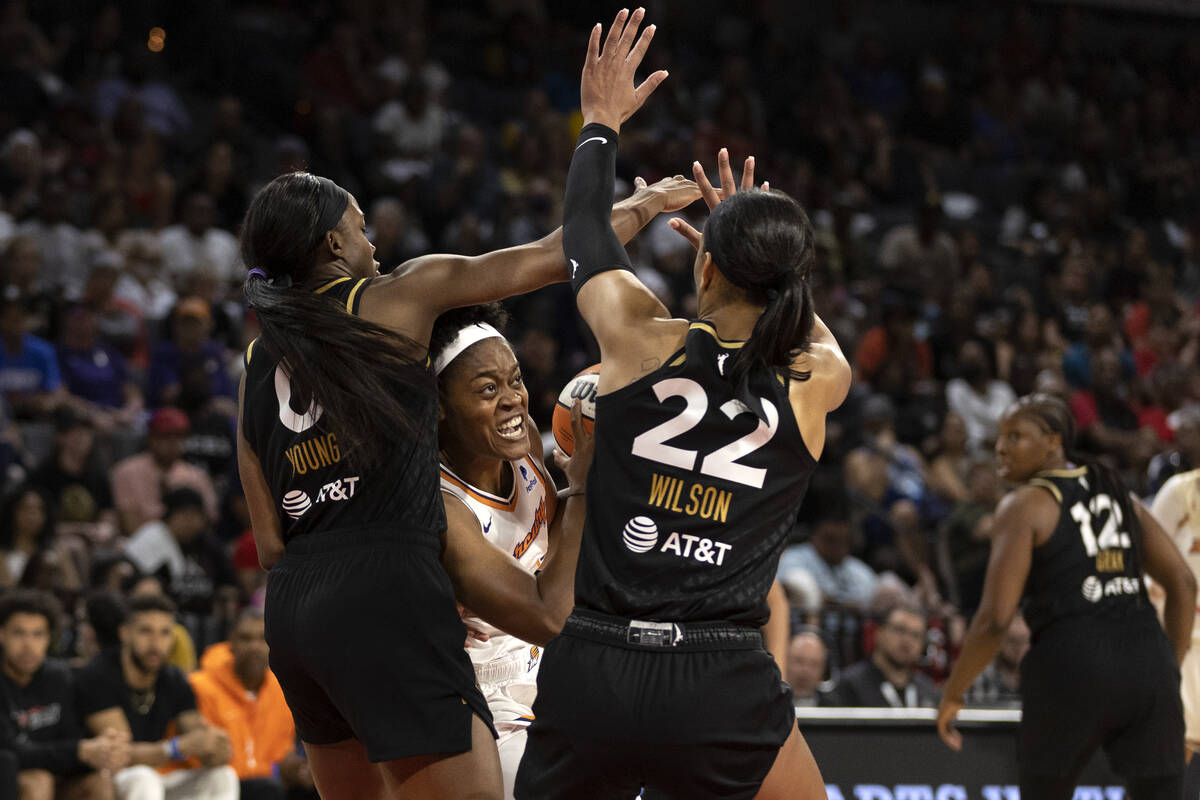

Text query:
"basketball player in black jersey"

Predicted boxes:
[[514, 10, 848, 799], [236, 169, 691, 799], [937, 394, 1194, 800]]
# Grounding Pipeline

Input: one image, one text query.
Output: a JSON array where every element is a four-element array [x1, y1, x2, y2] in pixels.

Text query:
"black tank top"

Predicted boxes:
[[240, 276, 444, 545], [574, 321, 817, 626], [1022, 465, 1156, 637]]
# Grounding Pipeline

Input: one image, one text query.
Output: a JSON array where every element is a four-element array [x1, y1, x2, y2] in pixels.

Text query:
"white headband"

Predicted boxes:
[[434, 323, 505, 375]]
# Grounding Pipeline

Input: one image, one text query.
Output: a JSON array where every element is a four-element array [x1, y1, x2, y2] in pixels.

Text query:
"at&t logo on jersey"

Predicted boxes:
[[622, 516, 733, 565], [281, 477, 360, 519], [1082, 574, 1143, 603]]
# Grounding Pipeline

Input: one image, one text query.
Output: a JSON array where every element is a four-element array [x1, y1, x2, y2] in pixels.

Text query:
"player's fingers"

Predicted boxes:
[[617, 7, 646, 58], [552, 447, 569, 470], [627, 20, 656, 68], [634, 176, 647, 190], [668, 217, 702, 249], [717, 148, 735, 198], [601, 9, 629, 59], [762, 180, 770, 192], [693, 160, 720, 209], [586, 22, 602, 63], [740, 156, 756, 191], [633, 69, 668, 108]]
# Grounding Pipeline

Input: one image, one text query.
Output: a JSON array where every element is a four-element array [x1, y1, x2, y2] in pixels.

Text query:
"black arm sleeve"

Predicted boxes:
[[563, 123, 633, 294]]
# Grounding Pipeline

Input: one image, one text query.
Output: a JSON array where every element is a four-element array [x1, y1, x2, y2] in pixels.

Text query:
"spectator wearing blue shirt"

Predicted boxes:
[[56, 306, 144, 431], [778, 508, 879, 611], [146, 298, 233, 413], [0, 300, 64, 419]]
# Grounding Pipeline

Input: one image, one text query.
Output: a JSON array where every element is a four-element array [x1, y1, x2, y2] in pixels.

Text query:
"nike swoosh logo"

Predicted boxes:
[[575, 136, 608, 150], [482, 518, 493, 533]]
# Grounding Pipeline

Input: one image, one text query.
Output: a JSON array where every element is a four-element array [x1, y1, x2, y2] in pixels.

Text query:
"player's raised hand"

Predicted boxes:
[[632, 175, 700, 213], [668, 148, 769, 250], [580, 8, 668, 132]]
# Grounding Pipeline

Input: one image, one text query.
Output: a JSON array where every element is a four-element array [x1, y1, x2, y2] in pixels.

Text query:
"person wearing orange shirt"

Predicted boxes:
[[189, 609, 314, 800]]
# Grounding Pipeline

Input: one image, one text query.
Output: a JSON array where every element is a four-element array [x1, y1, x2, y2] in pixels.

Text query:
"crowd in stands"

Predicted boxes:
[[0, 0, 1197, 792]]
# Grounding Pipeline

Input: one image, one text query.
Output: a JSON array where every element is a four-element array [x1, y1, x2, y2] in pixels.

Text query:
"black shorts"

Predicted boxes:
[[1020, 615, 1183, 780], [264, 529, 494, 762], [514, 610, 795, 800]]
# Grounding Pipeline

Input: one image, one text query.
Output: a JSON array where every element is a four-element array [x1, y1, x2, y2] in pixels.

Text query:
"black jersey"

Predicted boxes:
[[241, 276, 444, 545], [574, 322, 816, 626], [1022, 465, 1156, 637]]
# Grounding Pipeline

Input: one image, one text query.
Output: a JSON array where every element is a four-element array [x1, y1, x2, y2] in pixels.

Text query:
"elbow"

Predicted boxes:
[[1175, 568, 1198, 605], [528, 609, 568, 647], [258, 545, 284, 571]]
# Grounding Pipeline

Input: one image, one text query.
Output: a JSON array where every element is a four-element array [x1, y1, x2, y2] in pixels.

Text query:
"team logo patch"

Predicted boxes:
[[1081, 575, 1103, 603], [282, 490, 312, 519], [623, 516, 659, 553]]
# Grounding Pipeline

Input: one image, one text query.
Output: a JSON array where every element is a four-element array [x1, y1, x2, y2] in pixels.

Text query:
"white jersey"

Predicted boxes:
[[1150, 468, 1200, 641], [1150, 467, 1200, 747], [440, 455, 552, 734]]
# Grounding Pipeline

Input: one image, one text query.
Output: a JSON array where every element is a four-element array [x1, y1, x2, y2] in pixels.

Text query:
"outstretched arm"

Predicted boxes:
[[564, 10, 699, 375], [363, 184, 681, 344]]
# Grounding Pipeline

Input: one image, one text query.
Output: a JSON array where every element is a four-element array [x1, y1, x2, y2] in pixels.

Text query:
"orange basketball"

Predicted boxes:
[[552, 364, 599, 456]]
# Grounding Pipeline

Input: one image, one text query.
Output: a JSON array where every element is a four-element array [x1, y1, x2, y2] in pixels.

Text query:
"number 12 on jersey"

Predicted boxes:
[[1069, 493, 1131, 556], [630, 378, 778, 489]]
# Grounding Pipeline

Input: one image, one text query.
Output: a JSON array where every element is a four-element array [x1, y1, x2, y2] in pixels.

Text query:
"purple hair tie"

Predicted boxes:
[[247, 268, 269, 281]]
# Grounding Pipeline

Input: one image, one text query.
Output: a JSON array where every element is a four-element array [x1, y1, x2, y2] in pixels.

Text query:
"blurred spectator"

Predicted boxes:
[[0, 589, 124, 799], [124, 488, 236, 651], [926, 412, 970, 507], [945, 340, 1016, 453], [0, 236, 59, 340], [1147, 411, 1200, 496], [777, 506, 879, 610], [56, 307, 143, 432], [189, 609, 304, 800], [853, 297, 933, 396], [74, 594, 237, 800], [147, 298, 234, 412], [0, 300, 64, 419], [1071, 347, 1159, 472], [877, 192, 960, 301], [112, 232, 177, 325], [831, 604, 939, 708], [936, 457, 1002, 616], [110, 407, 218, 534], [786, 631, 832, 708], [17, 181, 92, 299], [0, 485, 85, 594], [79, 258, 151, 372], [844, 395, 942, 602], [158, 193, 240, 286], [964, 615, 1029, 708], [29, 408, 118, 544], [367, 197, 428, 272]]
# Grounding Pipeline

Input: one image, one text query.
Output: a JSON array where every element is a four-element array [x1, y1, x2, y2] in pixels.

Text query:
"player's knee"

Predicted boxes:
[[72, 770, 117, 800], [113, 765, 165, 800], [17, 769, 54, 800]]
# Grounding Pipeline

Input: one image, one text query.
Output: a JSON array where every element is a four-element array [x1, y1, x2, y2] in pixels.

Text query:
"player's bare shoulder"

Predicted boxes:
[[599, 315, 690, 392]]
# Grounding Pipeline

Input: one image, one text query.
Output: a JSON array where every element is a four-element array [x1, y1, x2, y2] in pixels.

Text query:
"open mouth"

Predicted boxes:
[[497, 415, 525, 441]]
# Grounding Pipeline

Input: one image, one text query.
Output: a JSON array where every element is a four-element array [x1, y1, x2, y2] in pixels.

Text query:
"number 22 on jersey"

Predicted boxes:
[[630, 378, 778, 489]]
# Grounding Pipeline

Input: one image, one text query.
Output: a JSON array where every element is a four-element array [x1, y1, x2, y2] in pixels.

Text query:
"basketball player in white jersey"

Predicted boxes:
[[1150, 468, 1200, 785], [431, 303, 593, 799]]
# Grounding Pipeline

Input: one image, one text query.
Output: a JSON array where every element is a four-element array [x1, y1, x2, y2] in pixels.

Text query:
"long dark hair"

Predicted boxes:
[[241, 172, 429, 469], [1010, 393, 1146, 575], [702, 189, 816, 387], [0, 483, 54, 552]]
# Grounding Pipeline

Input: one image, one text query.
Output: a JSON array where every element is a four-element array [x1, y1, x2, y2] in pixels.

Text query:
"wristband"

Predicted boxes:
[[272, 761, 282, 781], [168, 736, 182, 761]]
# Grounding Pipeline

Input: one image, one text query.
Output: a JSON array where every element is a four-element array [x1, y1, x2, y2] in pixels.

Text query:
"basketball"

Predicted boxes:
[[552, 364, 599, 456]]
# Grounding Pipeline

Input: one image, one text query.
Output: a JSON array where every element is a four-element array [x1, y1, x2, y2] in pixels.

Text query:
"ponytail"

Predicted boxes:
[[702, 189, 817, 389]]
